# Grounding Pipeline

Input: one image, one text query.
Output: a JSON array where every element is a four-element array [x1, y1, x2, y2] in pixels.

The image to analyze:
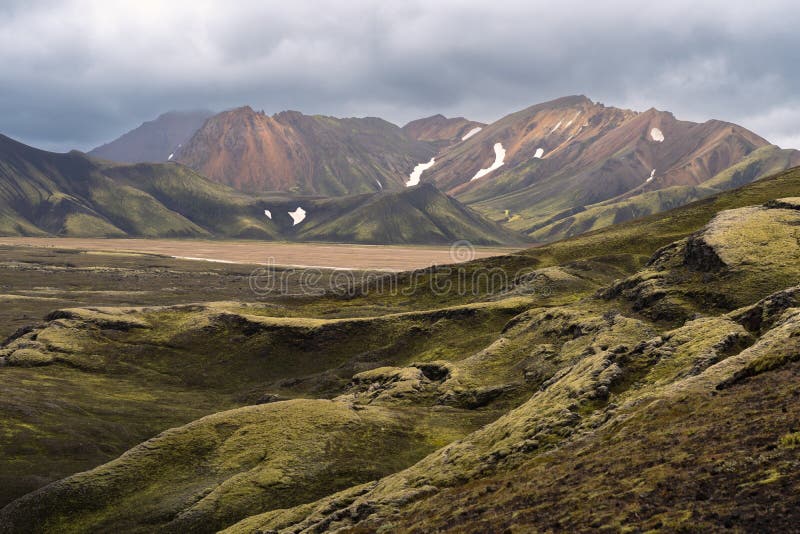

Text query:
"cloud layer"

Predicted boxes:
[[2, 0, 798, 151]]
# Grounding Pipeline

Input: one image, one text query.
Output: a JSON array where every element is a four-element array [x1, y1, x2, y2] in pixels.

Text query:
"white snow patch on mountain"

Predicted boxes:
[[288, 207, 307, 225], [534, 148, 544, 158], [264, 209, 272, 219], [168, 153, 174, 160], [461, 127, 482, 141], [406, 157, 435, 187], [550, 121, 563, 133], [564, 111, 581, 128], [646, 169, 655, 182], [375, 179, 383, 190], [471, 143, 506, 181], [650, 128, 665, 142]]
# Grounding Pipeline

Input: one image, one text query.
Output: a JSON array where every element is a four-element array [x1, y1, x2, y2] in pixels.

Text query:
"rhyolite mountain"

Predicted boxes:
[[419, 95, 800, 240], [0, 134, 522, 245], [175, 106, 437, 195], [2, 166, 800, 531], [402, 114, 486, 147], [88, 110, 213, 164]]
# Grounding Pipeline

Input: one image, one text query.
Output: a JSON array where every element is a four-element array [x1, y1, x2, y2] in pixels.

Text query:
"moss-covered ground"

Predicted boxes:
[[2, 169, 800, 532]]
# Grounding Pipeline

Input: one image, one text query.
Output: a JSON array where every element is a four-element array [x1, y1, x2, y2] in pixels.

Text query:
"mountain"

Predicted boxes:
[[282, 183, 528, 245], [175, 106, 438, 195], [3, 166, 800, 531], [0, 134, 521, 245], [402, 114, 486, 147], [0, 133, 277, 239], [525, 144, 800, 242], [88, 110, 213, 164], [420, 96, 800, 240]]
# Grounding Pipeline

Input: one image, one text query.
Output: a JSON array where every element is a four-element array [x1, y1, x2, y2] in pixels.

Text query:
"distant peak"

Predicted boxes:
[[547, 95, 595, 107], [402, 114, 445, 127], [273, 110, 306, 121], [641, 107, 675, 120], [224, 105, 257, 115], [407, 182, 445, 197], [156, 110, 214, 120]]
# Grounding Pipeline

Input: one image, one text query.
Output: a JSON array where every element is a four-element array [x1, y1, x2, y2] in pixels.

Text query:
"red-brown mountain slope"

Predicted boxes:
[[176, 107, 437, 195]]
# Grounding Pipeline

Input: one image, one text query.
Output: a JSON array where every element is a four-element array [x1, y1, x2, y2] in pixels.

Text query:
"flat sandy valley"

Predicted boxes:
[[0, 237, 519, 271]]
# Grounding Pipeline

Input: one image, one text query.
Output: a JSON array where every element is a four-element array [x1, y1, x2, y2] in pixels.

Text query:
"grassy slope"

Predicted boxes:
[[0, 135, 221, 238], [0, 134, 207, 238], [516, 165, 800, 268], [0, 134, 523, 244], [0, 400, 493, 534], [296, 114, 438, 196], [518, 145, 800, 242], [2, 168, 800, 531], [315, 165, 800, 315], [296, 183, 529, 245], [219, 198, 800, 532], [0, 295, 527, 508], [101, 163, 280, 239], [369, 344, 800, 533]]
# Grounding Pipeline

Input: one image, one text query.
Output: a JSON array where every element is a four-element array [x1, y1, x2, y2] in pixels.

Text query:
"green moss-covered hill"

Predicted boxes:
[[2, 167, 800, 532], [0, 134, 522, 245]]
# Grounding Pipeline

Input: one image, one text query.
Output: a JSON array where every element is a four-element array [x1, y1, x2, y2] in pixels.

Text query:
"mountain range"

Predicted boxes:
[[0, 133, 521, 245], [85, 96, 800, 244], [429, 95, 800, 240]]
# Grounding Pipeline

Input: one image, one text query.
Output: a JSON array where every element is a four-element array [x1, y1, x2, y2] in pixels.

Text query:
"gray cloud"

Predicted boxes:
[[1, 0, 799, 152]]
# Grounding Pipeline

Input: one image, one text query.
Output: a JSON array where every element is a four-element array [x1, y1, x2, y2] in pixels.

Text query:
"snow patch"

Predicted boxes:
[[550, 121, 563, 133], [375, 179, 383, 190], [406, 157, 435, 187], [564, 111, 581, 128], [264, 209, 272, 219], [534, 148, 544, 159], [471, 143, 506, 181], [650, 128, 665, 142], [646, 169, 655, 182], [461, 127, 482, 141], [168, 153, 174, 160], [288, 207, 307, 225]]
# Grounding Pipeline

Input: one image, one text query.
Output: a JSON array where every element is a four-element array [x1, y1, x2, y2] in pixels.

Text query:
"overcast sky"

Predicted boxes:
[[2, 0, 799, 152]]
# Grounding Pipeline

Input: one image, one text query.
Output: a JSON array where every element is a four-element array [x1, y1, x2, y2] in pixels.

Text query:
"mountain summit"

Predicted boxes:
[[88, 110, 213, 164], [175, 106, 437, 195]]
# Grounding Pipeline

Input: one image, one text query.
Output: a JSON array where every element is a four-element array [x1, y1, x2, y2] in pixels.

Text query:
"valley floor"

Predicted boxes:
[[0, 238, 517, 271]]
